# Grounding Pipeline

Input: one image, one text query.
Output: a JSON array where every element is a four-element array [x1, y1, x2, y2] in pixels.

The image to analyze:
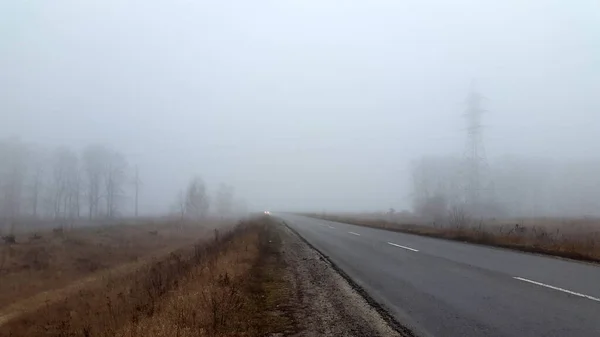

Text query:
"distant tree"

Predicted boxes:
[[185, 177, 210, 219], [82, 145, 128, 219], [50, 147, 80, 222], [0, 138, 29, 233], [410, 156, 461, 221], [415, 194, 448, 224], [28, 147, 46, 218], [0, 140, 133, 226], [175, 190, 186, 220], [133, 165, 141, 217], [65, 151, 81, 221], [50, 148, 67, 220], [447, 205, 471, 228], [104, 151, 127, 218], [82, 145, 108, 219]]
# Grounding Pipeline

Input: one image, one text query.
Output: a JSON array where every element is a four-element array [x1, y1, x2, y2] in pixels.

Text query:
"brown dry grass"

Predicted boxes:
[[309, 214, 600, 262], [0, 220, 219, 309], [0, 217, 294, 337]]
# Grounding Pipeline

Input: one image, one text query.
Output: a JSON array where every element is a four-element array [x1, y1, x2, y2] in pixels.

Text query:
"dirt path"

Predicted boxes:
[[276, 223, 412, 337]]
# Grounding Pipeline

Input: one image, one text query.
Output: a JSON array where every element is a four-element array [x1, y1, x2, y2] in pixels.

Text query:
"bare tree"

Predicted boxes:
[[104, 151, 127, 219], [174, 190, 186, 221], [0, 141, 134, 226], [185, 177, 210, 219], [66, 160, 82, 221], [83, 145, 108, 220], [410, 156, 462, 222], [29, 155, 45, 218], [50, 147, 79, 222], [0, 138, 29, 233], [447, 205, 472, 228], [133, 165, 142, 217], [50, 149, 66, 220]]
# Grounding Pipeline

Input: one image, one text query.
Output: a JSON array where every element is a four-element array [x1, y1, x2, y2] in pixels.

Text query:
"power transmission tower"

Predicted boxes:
[[463, 84, 490, 213]]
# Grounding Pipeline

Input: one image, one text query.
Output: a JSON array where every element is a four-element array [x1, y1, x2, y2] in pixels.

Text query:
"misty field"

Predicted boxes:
[[0, 220, 218, 323], [0, 217, 297, 337], [310, 213, 600, 262]]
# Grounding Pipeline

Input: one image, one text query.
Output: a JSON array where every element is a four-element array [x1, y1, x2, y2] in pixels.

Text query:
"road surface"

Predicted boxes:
[[276, 214, 600, 337]]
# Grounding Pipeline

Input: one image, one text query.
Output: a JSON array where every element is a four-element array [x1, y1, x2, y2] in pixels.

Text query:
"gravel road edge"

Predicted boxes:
[[277, 220, 415, 337]]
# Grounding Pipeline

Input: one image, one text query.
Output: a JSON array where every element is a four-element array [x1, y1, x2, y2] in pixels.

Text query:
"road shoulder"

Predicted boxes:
[[274, 221, 411, 337]]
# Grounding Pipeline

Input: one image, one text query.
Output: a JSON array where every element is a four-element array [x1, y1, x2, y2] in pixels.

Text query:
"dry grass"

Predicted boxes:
[[0, 217, 294, 337], [0, 220, 218, 309], [309, 214, 600, 262], [116, 219, 294, 337]]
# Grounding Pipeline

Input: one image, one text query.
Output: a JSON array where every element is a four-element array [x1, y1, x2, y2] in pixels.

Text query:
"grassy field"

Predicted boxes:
[[0, 220, 217, 309], [307, 213, 600, 262], [0, 217, 294, 337]]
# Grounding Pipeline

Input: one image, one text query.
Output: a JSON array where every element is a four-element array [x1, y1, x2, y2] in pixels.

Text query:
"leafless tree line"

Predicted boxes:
[[410, 155, 600, 220], [174, 178, 244, 221], [0, 138, 129, 233]]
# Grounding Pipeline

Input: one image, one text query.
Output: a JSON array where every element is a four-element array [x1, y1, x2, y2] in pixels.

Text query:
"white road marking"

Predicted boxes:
[[328, 225, 335, 229], [513, 277, 600, 302], [387, 242, 419, 252], [348, 232, 361, 236]]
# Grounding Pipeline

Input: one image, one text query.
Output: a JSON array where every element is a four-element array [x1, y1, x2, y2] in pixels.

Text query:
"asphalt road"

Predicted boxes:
[[276, 214, 600, 337]]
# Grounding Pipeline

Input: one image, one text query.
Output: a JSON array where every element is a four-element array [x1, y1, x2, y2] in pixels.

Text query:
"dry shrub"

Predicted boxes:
[[28, 232, 42, 242], [2, 234, 16, 244], [447, 206, 471, 228], [52, 227, 64, 237], [22, 246, 50, 270], [120, 218, 292, 337]]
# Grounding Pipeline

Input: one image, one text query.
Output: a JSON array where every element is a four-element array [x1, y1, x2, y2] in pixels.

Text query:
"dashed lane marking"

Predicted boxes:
[[513, 277, 600, 302], [387, 242, 419, 252]]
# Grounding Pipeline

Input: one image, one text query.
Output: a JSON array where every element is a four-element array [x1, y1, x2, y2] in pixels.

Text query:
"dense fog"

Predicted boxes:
[[411, 156, 600, 219], [1, 0, 599, 222]]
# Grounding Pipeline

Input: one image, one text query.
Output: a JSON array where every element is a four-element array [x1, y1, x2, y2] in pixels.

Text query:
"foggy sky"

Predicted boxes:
[[2, 0, 599, 213]]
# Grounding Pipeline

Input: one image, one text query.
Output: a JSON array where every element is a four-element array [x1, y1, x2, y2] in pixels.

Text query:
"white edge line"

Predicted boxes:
[[348, 231, 361, 236], [387, 242, 419, 252], [513, 277, 600, 302]]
